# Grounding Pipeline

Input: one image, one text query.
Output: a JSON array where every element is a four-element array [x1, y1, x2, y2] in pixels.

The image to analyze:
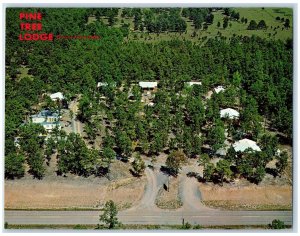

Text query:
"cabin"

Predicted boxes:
[[185, 81, 202, 86], [97, 82, 117, 88], [233, 139, 261, 152], [214, 86, 225, 94], [138, 81, 158, 91], [50, 92, 64, 101], [220, 108, 240, 119], [31, 109, 61, 132]]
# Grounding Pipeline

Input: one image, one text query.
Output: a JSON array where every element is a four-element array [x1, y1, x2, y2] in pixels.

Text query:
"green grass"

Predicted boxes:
[[88, 8, 293, 43]]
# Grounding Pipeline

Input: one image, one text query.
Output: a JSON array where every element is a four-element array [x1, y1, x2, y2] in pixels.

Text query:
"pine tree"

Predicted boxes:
[[132, 152, 146, 176], [99, 200, 120, 229]]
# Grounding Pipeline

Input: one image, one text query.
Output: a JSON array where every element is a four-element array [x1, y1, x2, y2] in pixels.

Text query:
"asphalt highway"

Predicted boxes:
[[5, 209, 292, 226]]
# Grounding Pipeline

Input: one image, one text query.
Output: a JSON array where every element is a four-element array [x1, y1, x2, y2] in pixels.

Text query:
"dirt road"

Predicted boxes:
[[124, 167, 168, 212]]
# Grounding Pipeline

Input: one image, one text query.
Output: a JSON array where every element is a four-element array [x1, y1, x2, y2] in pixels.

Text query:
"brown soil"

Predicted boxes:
[[5, 176, 146, 210], [155, 176, 182, 209], [199, 183, 292, 210], [5, 160, 146, 210]]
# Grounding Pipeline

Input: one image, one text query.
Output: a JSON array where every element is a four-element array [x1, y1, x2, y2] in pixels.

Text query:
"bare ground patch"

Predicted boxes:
[[5, 160, 146, 211], [5, 176, 146, 211], [155, 177, 182, 209], [199, 183, 292, 210]]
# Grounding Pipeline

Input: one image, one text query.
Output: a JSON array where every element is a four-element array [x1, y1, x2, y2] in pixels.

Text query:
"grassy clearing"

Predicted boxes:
[[88, 8, 293, 43], [202, 200, 292, 211]]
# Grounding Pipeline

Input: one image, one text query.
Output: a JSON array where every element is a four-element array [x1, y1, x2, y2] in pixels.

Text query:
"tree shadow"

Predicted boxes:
[[160, 165, 177, 177], [186, 171, 206, 183], [129, 169, 142, 178], [147, 164, 154, 170], [266, 167, 278, 178]]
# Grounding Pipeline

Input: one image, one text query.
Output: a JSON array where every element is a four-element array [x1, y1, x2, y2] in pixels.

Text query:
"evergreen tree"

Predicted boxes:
[[165, 150, 186, 176], [216, 159, 232, 185], [99, 200, 120, 229], [247, 20, 257, 30], [284, 19, 290, 28], [132, 152, 146, 176], [275, 151, 288, 175], [257, 20, 267, 29], [203, 163, 215, 182], [5, 153, 25, 179]]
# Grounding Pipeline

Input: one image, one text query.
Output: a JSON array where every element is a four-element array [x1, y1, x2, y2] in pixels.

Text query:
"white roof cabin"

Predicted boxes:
[[147, 102, 155, 107], [97, 82, 116, 88], [214, 86, 225, 94], [138, 82, 158, 89], [50, 92, 64, 101], [185, 81, 202, 86], [97, 82, 108, 87], [220, 108, 240, 119], [233, 139, 261, 152]]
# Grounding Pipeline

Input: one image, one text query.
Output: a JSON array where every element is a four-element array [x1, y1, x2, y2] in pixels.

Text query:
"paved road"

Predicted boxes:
[[5, 209, 292, 226]]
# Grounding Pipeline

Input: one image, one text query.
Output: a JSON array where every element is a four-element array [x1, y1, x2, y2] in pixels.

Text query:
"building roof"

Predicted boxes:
[[40, 121, 60, 126], [50, 92, 64, 100], [31, 110, 59, 119], [97, 82, 117, 88], [216, 148, 227, 156], [233, 139, 261, 152], [97, 82, 108, 87], [220, 108, 239, 119], [214, 86, 225, 94], [185, 81, 202, 86], [138, 81, 158, 88], [147, 102, 155, 107]]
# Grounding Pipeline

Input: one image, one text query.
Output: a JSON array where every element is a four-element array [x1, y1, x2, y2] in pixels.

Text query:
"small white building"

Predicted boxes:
[[147, 102, 155, 107], [138, 81, 158, 90], [97, 82, 116, 88], [50, 92, 64, 101], [220, 108, 240, 119], [185, 81, 202, 86], [97, 82, 108, 87], [214, 86, 225, 94], [233, 139, 261, 152]]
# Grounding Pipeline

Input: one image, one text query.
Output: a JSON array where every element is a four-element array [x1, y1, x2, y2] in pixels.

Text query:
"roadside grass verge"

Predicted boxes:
[[201, 200, 292, 211], [6, 223, 291, 230]]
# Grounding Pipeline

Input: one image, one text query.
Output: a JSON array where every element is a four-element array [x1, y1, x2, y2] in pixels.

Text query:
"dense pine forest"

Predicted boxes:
[[5, 8, 292, 184]]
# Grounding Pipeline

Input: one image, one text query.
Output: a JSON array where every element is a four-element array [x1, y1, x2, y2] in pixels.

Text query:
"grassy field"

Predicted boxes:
[[88, 8, 293, 43]]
